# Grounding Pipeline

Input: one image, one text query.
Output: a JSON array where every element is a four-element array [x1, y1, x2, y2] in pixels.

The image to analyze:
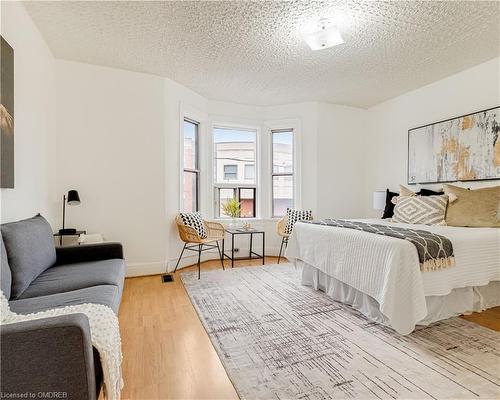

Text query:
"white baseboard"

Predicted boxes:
[[126, 261, 166, 277], [126, 246, 283, 277], [166, 245, 283, 271]]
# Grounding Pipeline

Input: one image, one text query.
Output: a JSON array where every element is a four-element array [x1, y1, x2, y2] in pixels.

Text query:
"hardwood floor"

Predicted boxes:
[[119, 257, 276, 399], [118, 257, 499, 399]]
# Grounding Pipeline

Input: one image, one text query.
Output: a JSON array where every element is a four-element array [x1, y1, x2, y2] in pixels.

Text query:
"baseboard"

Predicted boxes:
[[126, 246, 283, 276], [166, 245, 282, 272], [126, 261, 166, 277]]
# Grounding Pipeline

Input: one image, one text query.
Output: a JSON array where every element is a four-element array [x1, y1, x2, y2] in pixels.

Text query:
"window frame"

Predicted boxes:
[[215, 186, 256, 218], [182, 117, 200, 213], [271, 128, 294, 218], [211, 123, 259, 219]]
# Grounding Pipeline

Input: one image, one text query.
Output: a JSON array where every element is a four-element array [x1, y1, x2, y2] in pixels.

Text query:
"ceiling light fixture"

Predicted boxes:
[[302, 18, 344, 51]]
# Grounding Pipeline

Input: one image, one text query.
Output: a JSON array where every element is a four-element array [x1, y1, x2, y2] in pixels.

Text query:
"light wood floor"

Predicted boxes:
[[118, 257, 500, 399]]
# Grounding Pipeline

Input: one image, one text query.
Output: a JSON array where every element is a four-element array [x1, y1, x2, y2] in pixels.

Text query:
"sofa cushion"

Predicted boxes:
[[1, 234, 12, 300], [1, 215, 56, 298], [18, 259, 125, 299], [9, 285, 121, 315]]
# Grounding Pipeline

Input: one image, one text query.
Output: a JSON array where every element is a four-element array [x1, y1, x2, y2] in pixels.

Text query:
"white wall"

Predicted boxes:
[[316, 103, 367, 219], [364, 57, 500, 216], [0, 2, 57, 225], [56, 60, 167, 274]]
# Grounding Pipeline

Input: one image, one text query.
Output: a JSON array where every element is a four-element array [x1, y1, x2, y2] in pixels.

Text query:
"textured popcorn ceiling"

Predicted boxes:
[[23, 1, 500, 108]]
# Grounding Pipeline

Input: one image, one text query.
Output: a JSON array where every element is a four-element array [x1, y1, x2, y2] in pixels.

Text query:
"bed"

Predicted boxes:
[[285, 219, 500, 335]]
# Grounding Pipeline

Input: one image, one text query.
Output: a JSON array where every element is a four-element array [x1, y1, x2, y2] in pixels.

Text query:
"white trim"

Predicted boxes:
[[209, 117, 262, 219], [264, 118, 302, 216], [179, 102, 208, 213]]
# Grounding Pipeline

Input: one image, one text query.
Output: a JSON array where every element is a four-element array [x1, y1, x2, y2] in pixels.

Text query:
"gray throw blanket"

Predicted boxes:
[[306, 219, 455, 272]]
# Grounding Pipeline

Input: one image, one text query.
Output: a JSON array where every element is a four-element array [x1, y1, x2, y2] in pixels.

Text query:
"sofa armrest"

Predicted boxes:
[[56, 242, 124, 265], [0, 314, 99, 400]]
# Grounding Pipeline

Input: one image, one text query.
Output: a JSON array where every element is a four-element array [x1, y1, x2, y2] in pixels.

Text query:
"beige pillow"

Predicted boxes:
[[392, 195, 448, 225], [391, 185, 416, 205], [399, 185, 417, 197], [443, 184, 500, 227]]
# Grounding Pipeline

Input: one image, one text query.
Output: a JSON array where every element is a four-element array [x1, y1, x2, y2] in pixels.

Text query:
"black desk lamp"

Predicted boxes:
[[59, 190, 81, 234]]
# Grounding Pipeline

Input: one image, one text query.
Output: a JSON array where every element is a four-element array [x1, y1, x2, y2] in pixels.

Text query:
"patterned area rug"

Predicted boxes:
[[181, 265, 500, 400]]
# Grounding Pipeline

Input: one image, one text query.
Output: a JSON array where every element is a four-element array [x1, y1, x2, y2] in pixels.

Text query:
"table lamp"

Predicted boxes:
[[59, 190, 81, 234], [373, 190, 386, 212]]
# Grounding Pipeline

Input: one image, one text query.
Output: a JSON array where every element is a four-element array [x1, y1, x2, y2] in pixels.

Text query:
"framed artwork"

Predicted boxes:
[[1, 35, 14, 188], [408, 106, 500, 184]]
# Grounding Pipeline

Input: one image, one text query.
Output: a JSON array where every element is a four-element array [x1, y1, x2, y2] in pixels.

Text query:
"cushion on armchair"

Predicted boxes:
[[285, 209, 313, 235], [1, 214, 56, 298], [179, 212, 207, 238]]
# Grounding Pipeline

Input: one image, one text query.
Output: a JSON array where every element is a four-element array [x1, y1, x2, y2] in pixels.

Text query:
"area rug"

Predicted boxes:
[[181, 264, 500, 400]]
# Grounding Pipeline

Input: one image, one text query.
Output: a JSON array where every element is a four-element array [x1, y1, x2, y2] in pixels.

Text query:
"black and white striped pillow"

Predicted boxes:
[[392, 195, 448, 225], [179, 212, 207, 238], [285, 209, 313, 235]]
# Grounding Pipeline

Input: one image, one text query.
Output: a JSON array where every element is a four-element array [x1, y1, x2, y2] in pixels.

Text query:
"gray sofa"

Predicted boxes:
[[0, 215, 125, 400]]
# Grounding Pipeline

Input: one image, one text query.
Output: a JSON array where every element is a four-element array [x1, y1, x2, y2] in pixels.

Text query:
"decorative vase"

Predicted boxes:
[[228, 218, 239, 229]]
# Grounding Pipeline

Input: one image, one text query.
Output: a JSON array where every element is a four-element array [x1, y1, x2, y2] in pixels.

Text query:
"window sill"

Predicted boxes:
[[211, 217, 280, 223]]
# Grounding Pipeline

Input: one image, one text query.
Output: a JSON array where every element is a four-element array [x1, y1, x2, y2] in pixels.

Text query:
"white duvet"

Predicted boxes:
[[286, 219, 500, 334]]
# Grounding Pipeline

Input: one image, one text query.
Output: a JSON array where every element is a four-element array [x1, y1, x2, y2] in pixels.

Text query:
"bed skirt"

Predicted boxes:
[[299, 260, 500, 330]]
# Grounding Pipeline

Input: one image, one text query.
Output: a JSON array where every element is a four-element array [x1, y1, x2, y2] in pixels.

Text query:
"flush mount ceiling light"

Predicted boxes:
[[302, 18, 344, 51]]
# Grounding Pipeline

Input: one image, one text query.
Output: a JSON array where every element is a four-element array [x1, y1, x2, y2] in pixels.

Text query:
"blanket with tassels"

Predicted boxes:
[[305, 219, 454, 272], [0, 292, 123, 399]]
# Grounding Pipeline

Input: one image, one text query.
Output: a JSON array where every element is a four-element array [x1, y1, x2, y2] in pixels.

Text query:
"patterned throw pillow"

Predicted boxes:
[[179, 212, 207, 238], [285, 209, 313, 235], [392, 195, 448, 225]]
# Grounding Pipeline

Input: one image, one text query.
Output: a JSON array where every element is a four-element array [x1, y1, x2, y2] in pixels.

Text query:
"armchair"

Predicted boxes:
[[173, 215, 225, 279]]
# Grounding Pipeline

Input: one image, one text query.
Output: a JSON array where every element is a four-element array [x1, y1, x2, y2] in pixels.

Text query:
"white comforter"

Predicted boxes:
[[286, 219, 500, 335]]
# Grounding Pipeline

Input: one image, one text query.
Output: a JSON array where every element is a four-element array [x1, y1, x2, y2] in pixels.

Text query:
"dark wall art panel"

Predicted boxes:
[[1, 36, 14, 188]]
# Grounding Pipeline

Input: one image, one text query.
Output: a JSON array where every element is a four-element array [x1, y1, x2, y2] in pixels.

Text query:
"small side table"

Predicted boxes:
[[222, 229, 265, 268], [53, 230, 86, 246]]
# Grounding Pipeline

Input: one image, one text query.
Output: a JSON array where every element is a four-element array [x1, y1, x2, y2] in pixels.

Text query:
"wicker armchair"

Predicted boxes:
[[276, 212, 313, 263], [173, 215, 225, 279], [276, 216, 289, 264]]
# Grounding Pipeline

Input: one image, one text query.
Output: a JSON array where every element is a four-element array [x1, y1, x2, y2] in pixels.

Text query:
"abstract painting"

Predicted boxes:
[[408, 107, 500, 184], [1, 36, 14, 188]]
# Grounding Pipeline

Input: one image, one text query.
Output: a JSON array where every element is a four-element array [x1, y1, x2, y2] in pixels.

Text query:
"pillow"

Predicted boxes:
[[419, 188, 444, 196], [392, 195, 448, 225], [443, 184, 500, 227], [393, 185, 445, 205], [285, 209, 313, 235], [1, 214, 56, 298], [399, 185, 417, 197], [179, 212, 207, 238], [382, 189, 399, 219], [400, 185, 444, 197], [1, 233, 12, 300]]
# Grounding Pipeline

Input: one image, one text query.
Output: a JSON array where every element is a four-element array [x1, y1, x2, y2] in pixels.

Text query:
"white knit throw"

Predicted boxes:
[[0, 291, 123, 399]]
